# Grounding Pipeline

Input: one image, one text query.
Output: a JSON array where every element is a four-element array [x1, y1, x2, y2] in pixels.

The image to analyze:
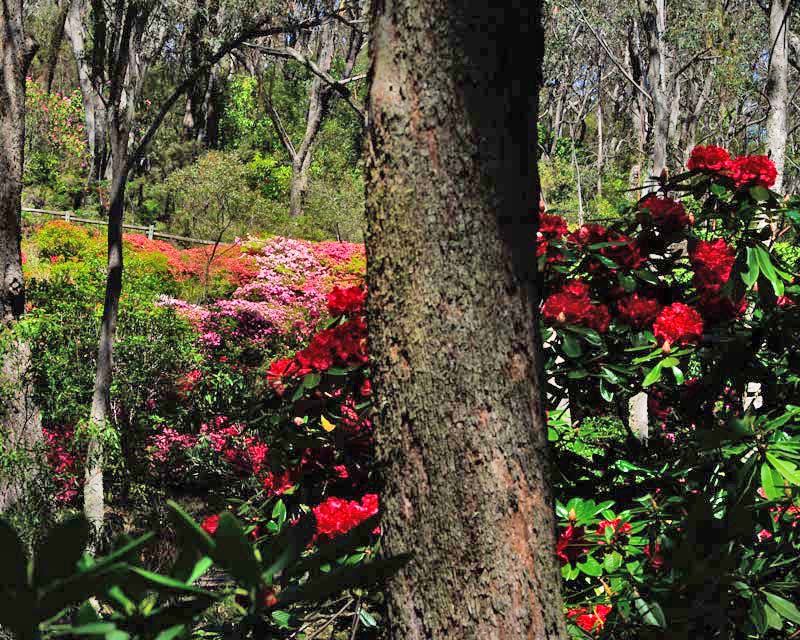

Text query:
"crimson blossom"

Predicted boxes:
[[566, 604, 612, 634], [653, 302, 704, 350], [727, 155, 778, 188], [542, 280, 611, 333], [616, 293, 662, 329], [687, 145, 731, 172], [638, 195, 691, 233]]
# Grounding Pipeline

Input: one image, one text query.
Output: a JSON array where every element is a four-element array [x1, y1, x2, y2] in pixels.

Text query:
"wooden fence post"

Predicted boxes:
[[147, 225, 154, 240]]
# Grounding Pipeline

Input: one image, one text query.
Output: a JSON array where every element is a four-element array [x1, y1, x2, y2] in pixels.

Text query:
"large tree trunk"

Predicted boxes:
[[366, 2, 567, 638], [0, 0, 42, 512], [639, 0, 669, 177], [84, 125, 127, 538], [766, 0, 791, 193]]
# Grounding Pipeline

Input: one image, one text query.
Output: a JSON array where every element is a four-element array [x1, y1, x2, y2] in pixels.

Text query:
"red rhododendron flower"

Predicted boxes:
[[653, 302, 704, 349], [542, 280, 611, 333], [296, 317, 368, 374], [313, 494, 379, 540], [327, 286, 366, 316], [638, 195, 691, 233], [567, 604, 612, 634], [697, 291, 747, 322], [201, 514, 219, 536], [597, 518, 632, 540], [616, 294, 661, 329], [757, 528, 773, 543], [556, 524, 588, 566], [687, 145, 731, 172], [359, 379, 372, 397], [777, 295, 795, 307], [568, 223, 607, 247], [692, 239, 735, 294], [728, 155, 777, 188], [539, 214, 568, 238]]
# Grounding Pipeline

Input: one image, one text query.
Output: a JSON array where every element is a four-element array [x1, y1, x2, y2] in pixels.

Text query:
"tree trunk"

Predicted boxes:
[[40, 0, 70, 94], [639, 0, 669, 177], [366, 2, 567, 638], [84, 125, 127, 538], [766, 0, 791, 193], [65, 0, 110, 183], [0, 0, 42, 512], [289, 153, 312, 218]]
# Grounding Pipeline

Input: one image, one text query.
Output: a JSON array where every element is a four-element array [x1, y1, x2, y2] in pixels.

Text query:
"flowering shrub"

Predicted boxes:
[[542, 148, 800, 637]]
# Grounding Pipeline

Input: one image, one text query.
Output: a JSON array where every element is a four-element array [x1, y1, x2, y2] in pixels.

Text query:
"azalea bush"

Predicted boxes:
[[541, 146, 800, 638]]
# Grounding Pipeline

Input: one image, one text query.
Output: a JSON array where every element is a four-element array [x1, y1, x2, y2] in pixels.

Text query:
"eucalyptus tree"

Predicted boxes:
[[366, 1, 567, 637], [0, 0, 43, 511]]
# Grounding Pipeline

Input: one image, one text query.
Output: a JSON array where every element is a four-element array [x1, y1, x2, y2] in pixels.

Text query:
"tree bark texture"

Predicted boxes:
[[0, 0, 42, 511], [766, 0, 791, 193], [366, 2, 567, 638]]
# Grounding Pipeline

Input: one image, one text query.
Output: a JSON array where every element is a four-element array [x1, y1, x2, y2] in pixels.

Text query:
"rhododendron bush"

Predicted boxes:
[[542, 147, 800, 638]]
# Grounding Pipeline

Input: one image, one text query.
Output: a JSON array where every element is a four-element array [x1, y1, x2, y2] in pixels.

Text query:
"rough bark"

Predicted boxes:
[[0, 0, 42, 511], [639, 0, 669, 177], [766, 0, 791, 193], [366, 1, 567, 638]]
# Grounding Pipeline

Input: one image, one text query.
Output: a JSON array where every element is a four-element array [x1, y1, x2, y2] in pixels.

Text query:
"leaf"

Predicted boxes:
[[755, 246, 785, 296], [166, 501, 215, 556], [670, 366, 685, 385], [642, 361, 664, 388], [578, 556, 603, 577], [600, 379, 614, 403], [320, 415, 336, 432], [604, 552, 623, 573], [34, 515, 90, 588], [765, 604, 784, 630], [635, 597, 666, 628], [562, 333, 582, 358], [761, 463, 780, 500], [213, 513, 261, 588], [742, 248, 760, 287], [302, 373, 321, 389], [127, 566, 215, 597], [750, 185, 771, 202], [767, 453, 800, 485], [765, 592, 800, 624]]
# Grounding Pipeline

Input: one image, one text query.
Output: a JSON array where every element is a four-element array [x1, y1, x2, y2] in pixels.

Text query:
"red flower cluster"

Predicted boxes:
[[653, 302, 704, 349], [557, 524, 588, 566], [687, 145, 731, 172], [568, 224, 643, 271], [596, 518, 632, 540], [327, 286, 366, 317], [687, 145, 778, 188], [296, 317, 368, 374], [691, 239, 745, 321], [692, 239, 735, 294], [616, 294, 661, 329], [312, 493, 379, 540], [728, 155, 777, 188], [638, 195, 691, 233], [201, 514, 220, 536], [542, 280, 611, 333], [537, 214, 569, 264], [567, 604, 612, 634]]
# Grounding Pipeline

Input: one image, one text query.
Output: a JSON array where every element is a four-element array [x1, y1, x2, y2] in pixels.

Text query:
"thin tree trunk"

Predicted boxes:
[[640, 0, 669, 177], [766, 0, 791, 193], [366, 2, 567, 638], [84, 125, 127, 538], [0, 0, 42, 512], [40, 0, 70, 94]]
